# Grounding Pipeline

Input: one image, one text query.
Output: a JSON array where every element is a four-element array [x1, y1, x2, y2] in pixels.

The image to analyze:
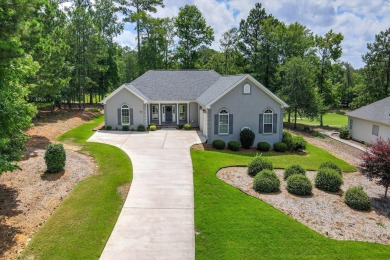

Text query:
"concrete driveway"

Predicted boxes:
[[88, 129, 205, 260]]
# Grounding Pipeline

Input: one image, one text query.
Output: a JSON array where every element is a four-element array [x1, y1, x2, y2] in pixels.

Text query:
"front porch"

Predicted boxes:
[[146, 102, 199, 127]]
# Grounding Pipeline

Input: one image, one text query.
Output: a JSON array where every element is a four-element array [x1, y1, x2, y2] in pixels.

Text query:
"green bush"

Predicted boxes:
[[137, 124, 145, 131], [287, 175, 312, 196], [105, 125, 112, 130], [273, 142, 288, 152], [212, 140, 226, 150], [44, 144, 66, 173], [311, 131, 325, 138], [319, 161, 342, 175], [122, 125, 129, 131], [292, 136, 307, 151], [240, 128, 255, 149], [257, 142, 270, 152], [247, 156, 273, 177], [227, 141, 240, 151], [282, 131, 294, 150], [344, 186, 371, 210], [149, 125, 157, 131], [315, 168, 343, 192], [184, 123, 192, 130], [130, 125, 135, 131], [253, 169, 280, 193], [178, 124, 184, 129], [88, 107, 100, 112], [150, 122, 156, 126], [339, 127, 350, 139], [284, 164, 306, 180]]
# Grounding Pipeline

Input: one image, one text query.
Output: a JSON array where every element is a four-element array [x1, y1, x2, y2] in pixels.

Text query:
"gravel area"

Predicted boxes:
[[0, 108, 101, 259], [217, 167, 390, 244]]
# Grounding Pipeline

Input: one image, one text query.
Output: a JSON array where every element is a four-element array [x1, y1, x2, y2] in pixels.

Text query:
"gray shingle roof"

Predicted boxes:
[[196, 75, 246, 106], [124, 83, 149, 101], [348, 96, 390, 126], [130, 70, 221, 101]]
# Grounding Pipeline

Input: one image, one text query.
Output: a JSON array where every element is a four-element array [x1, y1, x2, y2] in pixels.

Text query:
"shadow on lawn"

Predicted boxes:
[[0, 184, 22, 258]]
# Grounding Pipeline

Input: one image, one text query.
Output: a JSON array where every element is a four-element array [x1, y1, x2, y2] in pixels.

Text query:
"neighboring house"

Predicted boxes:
[[101, 70, 289, 146], [347, 96, 390, 143]]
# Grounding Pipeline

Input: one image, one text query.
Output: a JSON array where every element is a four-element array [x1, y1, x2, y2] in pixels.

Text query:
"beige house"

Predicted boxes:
[[348, 96, 390, 144]]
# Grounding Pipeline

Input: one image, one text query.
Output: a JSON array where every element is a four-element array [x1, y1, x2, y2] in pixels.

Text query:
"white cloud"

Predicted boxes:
[[113, 30, 137, 49], [114, 0, 390, 68]]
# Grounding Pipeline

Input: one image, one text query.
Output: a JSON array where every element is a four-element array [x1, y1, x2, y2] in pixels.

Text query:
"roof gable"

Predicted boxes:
[[101, 84, 149, 104], [197, 74, 288, 108], [348, 96, 390, 126]]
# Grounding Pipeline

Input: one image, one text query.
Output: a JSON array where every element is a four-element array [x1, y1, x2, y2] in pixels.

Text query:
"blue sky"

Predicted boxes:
[[114, 0, 390, 69]]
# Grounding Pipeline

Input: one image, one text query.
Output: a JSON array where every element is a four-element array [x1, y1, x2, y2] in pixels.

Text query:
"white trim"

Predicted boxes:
[[121, 104, 130, 126], [205, 75, 289, 109], [158, 103, 161, 125], [177, 102, 179, 123], [218, 109, 229, 135], [101, 84, 148, 104], [150, 100, 194, 104], [263, 109, 273, 134]]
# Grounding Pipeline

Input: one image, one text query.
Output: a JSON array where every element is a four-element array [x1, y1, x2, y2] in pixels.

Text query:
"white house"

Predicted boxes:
[[348, 96, 390, 143]]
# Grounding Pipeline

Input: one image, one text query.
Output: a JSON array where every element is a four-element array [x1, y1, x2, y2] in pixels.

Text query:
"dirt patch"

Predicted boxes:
[[117, 183, 131, 201], [0, 108, 101, 259], [218, 167, 390, 244]]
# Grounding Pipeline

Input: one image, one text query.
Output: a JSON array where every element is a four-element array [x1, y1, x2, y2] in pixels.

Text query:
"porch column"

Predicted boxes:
[[146, 104, 149, 126], [158, 103, 161, 125], [177, 102, 179, 124], [187, 102, 190, 124]]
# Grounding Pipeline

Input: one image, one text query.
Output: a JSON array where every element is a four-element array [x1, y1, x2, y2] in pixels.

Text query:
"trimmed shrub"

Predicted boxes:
[[253, 169, 280, 193], [212, 140, 226, 150], [247, 156, 273, 177], [282, 131, 294, 150], [257, 142, 270, 152], [122, 125, 129, 131], [284, 164, 306, 180], [137, 124, 145, 131], [287, 175, 312, 196], [273, 142, 288, 152], [130, 125, 135, 131], [344, 186, 371, 210], [227, 141, 240, 151], [105, 125, 112, 130], [45, 144, 66, 173], [315, 168, 343, 192], [339, 127, 350, 139], [311, 131, 325, 138], [319, 161, 342, 175], [292, 136, 307, 151], [149, 125, 157, 131], [178, 124, 184, 129], [184, 123, 191, 130], [88, 107, 100, 112], [240, 128, 255, 149]]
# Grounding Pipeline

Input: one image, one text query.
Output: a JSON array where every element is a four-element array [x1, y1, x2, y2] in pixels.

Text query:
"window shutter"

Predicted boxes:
[[214, 114, 218, 134], [259, 114, 263, 134], [117, 109, 121, 125], [229, 114, 233, 134], [130, 108, 134, 125], [273, 113, 278, 133]]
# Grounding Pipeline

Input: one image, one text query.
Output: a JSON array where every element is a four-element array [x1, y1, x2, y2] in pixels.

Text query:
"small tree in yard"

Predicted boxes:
[[361, 138, 390, 198], [45, 144, 66, 173]]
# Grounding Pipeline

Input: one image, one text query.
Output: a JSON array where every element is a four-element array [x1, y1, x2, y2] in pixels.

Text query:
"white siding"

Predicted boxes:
[[349, 116, 390, 143]]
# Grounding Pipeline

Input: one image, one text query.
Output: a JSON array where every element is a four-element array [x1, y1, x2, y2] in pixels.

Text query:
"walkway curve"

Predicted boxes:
[[88, 129, 205, 260]]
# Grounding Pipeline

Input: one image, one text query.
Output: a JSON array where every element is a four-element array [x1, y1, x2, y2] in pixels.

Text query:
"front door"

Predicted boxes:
[[165, 106, 172, 122]]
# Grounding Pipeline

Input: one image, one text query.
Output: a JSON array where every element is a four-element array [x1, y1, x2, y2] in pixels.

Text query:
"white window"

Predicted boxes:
[[349, 119, 353, 130], [372, 125, 379, 136], [219, 109, 229, 135], [263, 109, 273, 134], [121, 105, 130, 125], [243, 83, 251, 94], [152, 105, 159, 120], [179, 104, 186, 120]]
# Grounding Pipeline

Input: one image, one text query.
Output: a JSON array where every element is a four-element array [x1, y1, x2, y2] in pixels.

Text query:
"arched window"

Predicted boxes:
[[263, 109, 273, 134], [219, 109, 229, 135], [243, 83, 251, 94], [121, 104, 130, 125]]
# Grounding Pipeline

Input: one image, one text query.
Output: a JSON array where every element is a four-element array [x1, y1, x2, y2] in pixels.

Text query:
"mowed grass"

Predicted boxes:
[[192, 149, 389, 259], [21, 115, 132, 259], [286, 112, 348, 127]]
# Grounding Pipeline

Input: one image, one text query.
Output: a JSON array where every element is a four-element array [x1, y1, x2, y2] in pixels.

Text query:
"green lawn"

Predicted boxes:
[[285, 112, 348, 127], [21, 115, 132, 259], [193, 149, 389, 259]]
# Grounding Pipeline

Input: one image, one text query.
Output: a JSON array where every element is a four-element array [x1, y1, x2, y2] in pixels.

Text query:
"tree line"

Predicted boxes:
[[0, 0, 389, 173]]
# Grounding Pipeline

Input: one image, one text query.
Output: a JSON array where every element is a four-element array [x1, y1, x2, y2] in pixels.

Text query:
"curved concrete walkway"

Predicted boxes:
[[88, 129, 205, 260]]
